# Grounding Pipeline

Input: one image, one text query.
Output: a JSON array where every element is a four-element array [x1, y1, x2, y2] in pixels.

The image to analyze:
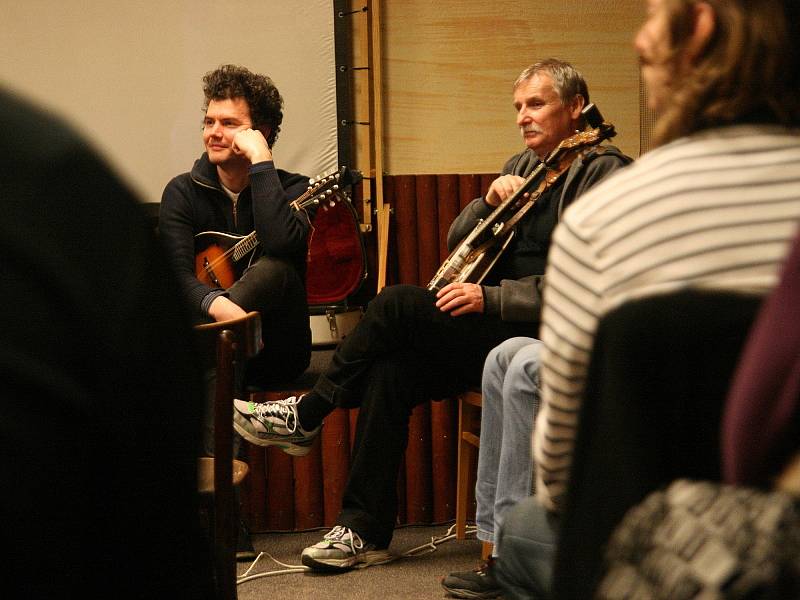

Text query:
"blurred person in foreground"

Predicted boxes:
[[494, 1, 800, 597], [1, 87, 212, 598]]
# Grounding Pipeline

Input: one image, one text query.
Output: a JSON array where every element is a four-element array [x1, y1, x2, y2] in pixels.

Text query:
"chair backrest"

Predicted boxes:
[[552, 289, 762, 599], [193, 311, 261, 600]]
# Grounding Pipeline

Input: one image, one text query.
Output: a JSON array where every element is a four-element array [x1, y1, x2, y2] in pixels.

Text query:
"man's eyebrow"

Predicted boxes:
[[514, 94, 544, 107]]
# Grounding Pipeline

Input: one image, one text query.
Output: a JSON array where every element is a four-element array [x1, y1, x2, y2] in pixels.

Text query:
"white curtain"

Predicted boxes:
[[0, 0, 338, 202]]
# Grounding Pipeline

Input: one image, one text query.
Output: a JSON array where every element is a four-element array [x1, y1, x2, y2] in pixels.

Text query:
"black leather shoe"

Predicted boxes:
[[441, 558, 502, 598]]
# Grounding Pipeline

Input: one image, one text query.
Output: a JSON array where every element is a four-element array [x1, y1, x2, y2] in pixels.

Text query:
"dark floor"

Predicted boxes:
[[236, 524, 485, 599]]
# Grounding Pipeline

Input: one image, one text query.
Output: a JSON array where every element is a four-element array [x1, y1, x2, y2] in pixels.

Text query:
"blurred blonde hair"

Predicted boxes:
[[653, 0, 800, 146]]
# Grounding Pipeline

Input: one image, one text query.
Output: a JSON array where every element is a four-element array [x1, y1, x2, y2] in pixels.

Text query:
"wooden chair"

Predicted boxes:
[[194, 311, 262, 600], [454, 388, 493, 559], [553, 291, 762, 598], [455, 389, 481, 539]]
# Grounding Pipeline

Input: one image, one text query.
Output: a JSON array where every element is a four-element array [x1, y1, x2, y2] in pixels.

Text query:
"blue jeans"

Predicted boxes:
[[475, 337, 542, 550], [495, 496, 557, 599]]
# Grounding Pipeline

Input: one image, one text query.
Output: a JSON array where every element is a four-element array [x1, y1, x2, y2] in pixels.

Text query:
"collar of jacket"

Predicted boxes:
[[189, 152, 223, 191]]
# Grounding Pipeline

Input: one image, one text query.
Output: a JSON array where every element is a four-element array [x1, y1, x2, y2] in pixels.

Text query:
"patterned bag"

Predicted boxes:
[[597, 479, 800, 599]]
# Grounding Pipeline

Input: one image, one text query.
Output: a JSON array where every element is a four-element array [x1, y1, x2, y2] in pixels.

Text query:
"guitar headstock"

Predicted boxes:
[[297, 166, 363, 210], [544, 103, 616, 168]]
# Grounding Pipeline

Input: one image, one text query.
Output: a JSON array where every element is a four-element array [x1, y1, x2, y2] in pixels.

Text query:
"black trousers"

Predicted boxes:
[[311, 284, 538, 547], [202, 255, 311, 457], [227, 255, 311, 388]]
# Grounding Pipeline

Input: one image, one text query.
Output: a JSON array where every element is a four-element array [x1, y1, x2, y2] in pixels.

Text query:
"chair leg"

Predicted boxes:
[[214, 330, 238, 600], [455, 396, 480, 540], [455, 440, 475, 538], [481, 541, 493, 561]]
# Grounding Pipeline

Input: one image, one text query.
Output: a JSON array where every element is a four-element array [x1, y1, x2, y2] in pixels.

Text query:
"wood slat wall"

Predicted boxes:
[[242, 173, 496, 532]]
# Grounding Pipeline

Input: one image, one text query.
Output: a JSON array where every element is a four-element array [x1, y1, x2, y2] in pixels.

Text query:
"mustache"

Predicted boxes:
[[521, 125, 543, 134]]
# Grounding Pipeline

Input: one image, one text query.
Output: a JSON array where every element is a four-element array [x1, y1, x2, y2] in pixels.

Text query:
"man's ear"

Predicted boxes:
[[569, 94, 586, 121], [684, 2, 716, 66], [258, 127, 272, 147]]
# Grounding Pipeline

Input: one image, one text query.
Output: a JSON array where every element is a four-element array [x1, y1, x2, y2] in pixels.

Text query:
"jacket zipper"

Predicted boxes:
[[191, 174, 238, 229]]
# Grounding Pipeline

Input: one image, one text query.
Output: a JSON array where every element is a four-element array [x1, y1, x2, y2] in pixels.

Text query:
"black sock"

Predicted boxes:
[[296, 391, 334, 431]]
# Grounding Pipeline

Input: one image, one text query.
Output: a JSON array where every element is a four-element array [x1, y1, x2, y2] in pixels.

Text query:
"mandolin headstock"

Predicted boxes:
[[296, 166, 363, 210]]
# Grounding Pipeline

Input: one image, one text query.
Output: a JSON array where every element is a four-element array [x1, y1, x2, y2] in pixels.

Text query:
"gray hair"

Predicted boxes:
[[513, 58, 590, 105]]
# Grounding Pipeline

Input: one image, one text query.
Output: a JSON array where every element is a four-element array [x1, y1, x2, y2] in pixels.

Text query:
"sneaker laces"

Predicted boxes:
[[323, 526, 365, 553], [250, 396, 300, 433]]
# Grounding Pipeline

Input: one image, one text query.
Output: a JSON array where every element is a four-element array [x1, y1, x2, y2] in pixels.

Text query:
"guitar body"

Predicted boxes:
[[194, 231, 255, 289]]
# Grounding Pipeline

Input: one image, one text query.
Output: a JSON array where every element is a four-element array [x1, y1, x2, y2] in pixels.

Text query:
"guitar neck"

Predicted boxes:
[[469, 160, 547, 245], [226, 166, 354, 262], [231, 231, 258, 262]]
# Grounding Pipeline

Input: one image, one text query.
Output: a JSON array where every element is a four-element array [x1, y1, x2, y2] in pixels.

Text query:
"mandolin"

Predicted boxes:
[[427, 104, 616, 292], [195, 166, 356, 289]]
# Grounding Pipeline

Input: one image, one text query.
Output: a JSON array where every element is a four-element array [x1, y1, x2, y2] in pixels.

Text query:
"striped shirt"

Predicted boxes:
[[533, 124, 800, 511]]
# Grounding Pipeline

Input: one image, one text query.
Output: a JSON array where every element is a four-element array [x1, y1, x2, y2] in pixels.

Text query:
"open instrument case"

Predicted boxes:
[[304, 172, 367, 347]]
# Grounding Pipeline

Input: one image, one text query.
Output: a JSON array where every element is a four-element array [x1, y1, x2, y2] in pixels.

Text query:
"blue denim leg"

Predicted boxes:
[[494, 496, 557, 600], [475, 337, 542, 548]]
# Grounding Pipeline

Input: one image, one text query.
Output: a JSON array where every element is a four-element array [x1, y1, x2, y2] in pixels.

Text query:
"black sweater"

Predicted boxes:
[[159, 153, 311, 314]]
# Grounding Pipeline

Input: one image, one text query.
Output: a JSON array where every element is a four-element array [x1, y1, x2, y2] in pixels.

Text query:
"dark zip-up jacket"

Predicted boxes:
[[447, 145, 631, 322], [159, 153, 311, 314]]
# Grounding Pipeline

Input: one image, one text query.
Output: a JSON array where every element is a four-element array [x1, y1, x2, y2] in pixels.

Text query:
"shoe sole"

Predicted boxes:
[[440, 584, 502, 599], [301, 549, 393, 572], [233, 414, 317, 456]]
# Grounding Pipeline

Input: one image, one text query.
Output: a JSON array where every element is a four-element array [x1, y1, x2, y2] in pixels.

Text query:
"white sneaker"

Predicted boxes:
[[232, 396, 320, 456], [300, 526, 393, 571]]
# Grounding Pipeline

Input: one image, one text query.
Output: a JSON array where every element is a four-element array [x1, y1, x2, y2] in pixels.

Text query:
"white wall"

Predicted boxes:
[[1, 0, 338, 203]]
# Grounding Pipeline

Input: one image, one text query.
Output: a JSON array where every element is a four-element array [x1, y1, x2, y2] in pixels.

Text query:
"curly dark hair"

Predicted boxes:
[[202, 64, 283, 147]]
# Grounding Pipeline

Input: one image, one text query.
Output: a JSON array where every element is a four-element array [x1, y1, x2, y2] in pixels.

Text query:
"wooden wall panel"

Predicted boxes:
[[381, 0, 643, 174], [320, 409, 352, 525], [293, 445, 325, 530], [415, 175, 440, 285], [264, 449, 294, 531], [437, 175, 461, 262], [392, 175, 419, 285]]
